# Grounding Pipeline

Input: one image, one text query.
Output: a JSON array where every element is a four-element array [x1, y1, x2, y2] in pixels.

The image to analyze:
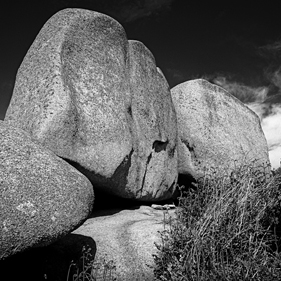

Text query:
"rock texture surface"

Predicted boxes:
[[73, 205, 176, 281], [0, 121, 94, 260], [171, 79, 270, 182], [5, 8, 178, 201], [127, 40, 178, 200]]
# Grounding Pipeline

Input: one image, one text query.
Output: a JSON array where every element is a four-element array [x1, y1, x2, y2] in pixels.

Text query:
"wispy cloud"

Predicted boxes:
[[165, 68, 194, 87], [52, 0, 175, 23], [211, 76, 268, 103], [258, 39, 281, 89], [109, 0, 175, 23], [267, 67, 281, 90], [258, 39, 281, 59]]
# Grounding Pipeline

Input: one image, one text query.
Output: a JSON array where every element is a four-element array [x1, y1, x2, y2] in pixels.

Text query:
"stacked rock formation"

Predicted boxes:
[[0, 7, 271, 281], [4, 8, 178, 202]]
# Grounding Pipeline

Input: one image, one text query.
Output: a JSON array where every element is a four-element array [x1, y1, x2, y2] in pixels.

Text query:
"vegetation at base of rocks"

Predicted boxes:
[[153, 163, 281, 281], [67, 246, 116, 281]]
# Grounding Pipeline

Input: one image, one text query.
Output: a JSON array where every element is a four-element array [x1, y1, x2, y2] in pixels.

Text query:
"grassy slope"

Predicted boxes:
[[153, 164, 281, 281]]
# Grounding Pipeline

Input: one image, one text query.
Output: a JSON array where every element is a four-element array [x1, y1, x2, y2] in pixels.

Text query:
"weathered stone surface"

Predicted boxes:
[[73, 205, 176, 281], [126, 40, 178, 200], [171, 79, 270, 183], [0, 121, 94, 260], [5, 8, 178, 201]]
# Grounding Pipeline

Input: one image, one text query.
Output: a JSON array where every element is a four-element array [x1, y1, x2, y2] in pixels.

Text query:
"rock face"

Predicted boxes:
[[73, 205, 176, 281], [5, 8, 178, 201], [0, 121, 94, 260], [127, 40, 178, 200], [171, 79, 270, 183]]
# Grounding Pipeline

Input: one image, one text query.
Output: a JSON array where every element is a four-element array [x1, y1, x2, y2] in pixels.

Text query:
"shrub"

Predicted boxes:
[[153, 164, 281, 281]]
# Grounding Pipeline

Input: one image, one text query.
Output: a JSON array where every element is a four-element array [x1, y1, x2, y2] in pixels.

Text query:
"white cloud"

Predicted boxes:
[[50, 0, 176, 23], [260, 105, 281, 169], [247, 103, 281, 169], [101, 0, 175, 23], [212, 76, 268, 103], [269, 147, 281, 170], [246, 102, 267, 119], [270, 67, 281, 89]]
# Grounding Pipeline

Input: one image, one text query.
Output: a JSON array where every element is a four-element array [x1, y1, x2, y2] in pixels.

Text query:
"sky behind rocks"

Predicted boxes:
[[1, 0, 281, 167]]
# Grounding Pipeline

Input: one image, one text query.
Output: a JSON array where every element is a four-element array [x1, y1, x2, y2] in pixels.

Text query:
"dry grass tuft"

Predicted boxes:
[[153, 163, 281, 280], [67, 246, 116, 281]]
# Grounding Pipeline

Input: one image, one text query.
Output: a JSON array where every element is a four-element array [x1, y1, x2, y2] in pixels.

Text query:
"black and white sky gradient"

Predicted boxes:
[[1, 0, 281, 168]]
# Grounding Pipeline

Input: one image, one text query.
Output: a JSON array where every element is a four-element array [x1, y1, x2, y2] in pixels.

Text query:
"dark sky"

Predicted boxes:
[[1, 0, 281, 166]]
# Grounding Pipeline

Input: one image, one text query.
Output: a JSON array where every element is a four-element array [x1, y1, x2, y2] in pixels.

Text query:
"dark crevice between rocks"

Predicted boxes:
[[149, 178, 178, 206], [173, 173, 198, 206], [177, 173, 198, 190], [93, 148, 143, 211], [139, 152, 153, 197], [127, 105, 132, 117], [61, 150, 141, 211], [169, 178, 177, 195], [61, 156, 108, 195], [153, 140, 168, 153], [110, 149, 133, 194]]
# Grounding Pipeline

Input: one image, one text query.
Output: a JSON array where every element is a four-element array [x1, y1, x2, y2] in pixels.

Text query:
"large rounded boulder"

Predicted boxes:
[[171, 79, 270, 183], [4, 8, 178, 201], [0, 121, 94, 260]]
